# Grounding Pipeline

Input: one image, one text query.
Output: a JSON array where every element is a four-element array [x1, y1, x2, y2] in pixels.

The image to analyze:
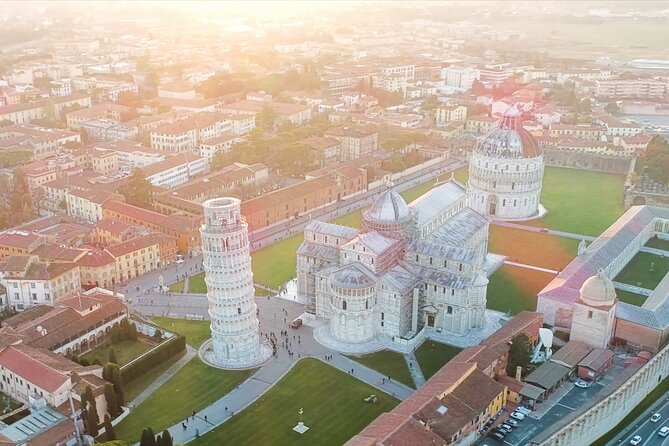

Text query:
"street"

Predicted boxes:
[[608, 391, 669, 446]]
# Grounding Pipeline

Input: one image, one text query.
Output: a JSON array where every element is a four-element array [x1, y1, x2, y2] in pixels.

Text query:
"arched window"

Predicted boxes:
[[343, 300, 347, 310], [447, 306, 453, 314], [237, 307, 241, 315]]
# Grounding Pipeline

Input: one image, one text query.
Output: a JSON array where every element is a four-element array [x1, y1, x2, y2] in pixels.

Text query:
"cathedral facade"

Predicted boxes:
[[297, 179, 489, 346], [468, 105, 545, 220]]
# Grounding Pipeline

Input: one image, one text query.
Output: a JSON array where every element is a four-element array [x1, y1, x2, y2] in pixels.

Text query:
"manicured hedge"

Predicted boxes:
[[121, 336, 186, 383]]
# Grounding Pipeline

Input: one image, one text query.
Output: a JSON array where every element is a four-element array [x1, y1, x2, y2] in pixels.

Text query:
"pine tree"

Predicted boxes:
[[104, 383, 119, 417], [129, 322, 138, 341], [109, 347, 118, 365], [110, 323, 121, 343], [104, 413, 116, 441], [161, 430, 173, 446]]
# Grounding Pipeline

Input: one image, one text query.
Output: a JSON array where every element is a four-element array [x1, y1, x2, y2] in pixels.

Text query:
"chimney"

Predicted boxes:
[[515, 366, 522, 381]]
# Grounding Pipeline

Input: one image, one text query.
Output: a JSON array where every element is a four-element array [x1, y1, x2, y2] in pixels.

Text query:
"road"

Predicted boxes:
[[608, 390, 669, 446]]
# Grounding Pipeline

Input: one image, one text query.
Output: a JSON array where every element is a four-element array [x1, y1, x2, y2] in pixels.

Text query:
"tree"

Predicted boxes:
[[110, 322, 121, 343], [605, 101, 620, 115], [117, 169, 153, 209], [140, 427, 157, 446], [110, 366, 125, 406], [256, 105, 277, 131], [129, 322, 138, 341], [108, 348, 118, 365], [154, 329, 163, 340], [160, 430, 173, 446], [84, 386, 99, 426], [9, 169, 33, 225], [104, 413, 116, 441], [85, 401, 99, 436], [275, 142, 315, 176], [104, 383, 120, 417], [506, 333, 534, 377]]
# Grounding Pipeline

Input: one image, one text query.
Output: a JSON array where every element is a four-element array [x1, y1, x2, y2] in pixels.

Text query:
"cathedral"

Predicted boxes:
[[297, 179, 490, 347], [468, 105, 545, 220]]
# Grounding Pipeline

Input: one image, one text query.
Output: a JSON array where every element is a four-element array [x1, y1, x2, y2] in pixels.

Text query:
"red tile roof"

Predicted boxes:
[[0, 345, 69, 392]]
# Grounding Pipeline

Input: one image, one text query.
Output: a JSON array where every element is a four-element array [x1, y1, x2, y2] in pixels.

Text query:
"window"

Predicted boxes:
[[343, 300, 347, 310], [238, 307, 241, 315], [587, 310, 593, 319], [447, 306, 453, 314]]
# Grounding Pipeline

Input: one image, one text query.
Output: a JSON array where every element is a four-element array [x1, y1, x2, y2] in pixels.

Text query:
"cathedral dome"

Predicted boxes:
[[365, 187, 411, 224], [331, 264, 375, 290], [476, 105, 541, 159], [580, 270, 616, 306]]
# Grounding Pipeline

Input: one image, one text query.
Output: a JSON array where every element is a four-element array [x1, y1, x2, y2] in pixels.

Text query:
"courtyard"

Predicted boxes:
[[190, 358, 398, 446], [614, 251, 669, 290], [151, 316, 211, 348], [81, 338, 154, 366], [486, 265, 555, 315], [114, 357, 254, 444]]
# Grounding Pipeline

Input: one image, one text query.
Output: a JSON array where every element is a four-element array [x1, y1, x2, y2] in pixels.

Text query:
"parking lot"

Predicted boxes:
[[481, 361, 627, 446]]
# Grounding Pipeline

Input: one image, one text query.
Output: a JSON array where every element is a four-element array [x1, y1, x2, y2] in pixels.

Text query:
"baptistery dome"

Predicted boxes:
[[467, 104, 546, 221]]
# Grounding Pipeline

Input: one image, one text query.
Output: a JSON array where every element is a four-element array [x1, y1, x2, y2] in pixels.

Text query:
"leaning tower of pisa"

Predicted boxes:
[[200, 197, 269, 368]]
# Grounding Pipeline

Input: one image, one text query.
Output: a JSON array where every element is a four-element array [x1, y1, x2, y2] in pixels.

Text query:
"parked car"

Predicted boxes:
[[630, 435, 642, 445], [651, 413, 662, 423], [500, 424, 513, 432], [493, 428, 507, 437], [510, 412, 526, 420], [489, 432, 505, 441], [515, 406, 532, 415], [574, 380, 591, 388], [659, 426, 669, 437], [505, 419, 519, 427]]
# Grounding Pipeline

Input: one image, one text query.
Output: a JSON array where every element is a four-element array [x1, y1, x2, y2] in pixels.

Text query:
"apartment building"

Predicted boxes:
[[595, 79, 667, 99], [436, 104, 467, 125], [324, 124, 379, 161], [150, 112, 233, 153], [142, 153, 206, 189]]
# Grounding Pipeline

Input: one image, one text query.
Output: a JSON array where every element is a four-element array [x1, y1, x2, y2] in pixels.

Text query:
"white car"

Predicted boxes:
[[574, 380, 591, 388], [515, 406, 532, 415], [505, 419, 519, 427], [659, 426, 669, 437], [651, 413, 662, 423], [510, 412, 525, 421], [630, 435, 642, 445]]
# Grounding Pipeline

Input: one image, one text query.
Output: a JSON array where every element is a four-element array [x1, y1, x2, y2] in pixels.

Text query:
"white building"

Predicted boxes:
[[442, 66, 480, 90], [200, 197, 269, 368], [436, 104, 467, 126], [467, 106, 545, 220], [82, 119, 138, 142], [297, 180, 491, 352], [143, 154, 206, 189]]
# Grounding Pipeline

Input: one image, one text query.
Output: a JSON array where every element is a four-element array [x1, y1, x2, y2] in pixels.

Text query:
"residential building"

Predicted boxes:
[[442, 66, 480, 90], [0, 255, 80, 311], [0, 125, 81, 159], [158, 82, 198, 100], [465, 115, 499, 134], [304, 136, 343, 167], [199, 133, 242, 164], [221, 100, 312, 127], [325, 125, 379, 161], [65, 188, 123, 223], [150, 112, 233, 153], [595, 79, 667, 99], [142, 153, 207, 189], [91, 141, 165, 170], [66, 102, 129, 129], [82, 119, 138, 142], [436, 104, 467, 125], [105, 232, 178, 282]]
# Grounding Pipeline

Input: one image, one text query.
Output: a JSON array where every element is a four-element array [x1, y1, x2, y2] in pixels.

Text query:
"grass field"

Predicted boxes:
[[191, 359, 398, 446], [188, 272, 207, 293], [414, 341, 462, 380], [331, 209, 363, 228], [487, 265, 555, 315], [528, 167, 625, 237], [124, 350, 186, 402], [646, 237, 669, 251], [348, 350, 414, 388], [151, 316, 211, 348], [82, 339, 153, 366], [251, 233, 303, 289], [170, 280, 185, 293], [489, 226, 579, 271], [115, 358, 254, 444], [615, 289, 647, 307], [614, 252, 669, 290]]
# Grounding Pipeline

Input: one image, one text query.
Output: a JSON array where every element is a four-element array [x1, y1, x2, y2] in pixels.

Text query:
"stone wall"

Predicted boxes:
[[530, 341, 669, 445], [544, 150, 632, 174]]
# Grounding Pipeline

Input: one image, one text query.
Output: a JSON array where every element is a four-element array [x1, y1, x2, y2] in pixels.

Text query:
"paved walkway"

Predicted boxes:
[[129, 345, 197, 408], [404, 352, 426, 388], [182, 276, 190, 294], [612, 281, 653, 297], [504, 260, 559, 275], [491, 220, 595, 242], [639, 246, 669, 257]]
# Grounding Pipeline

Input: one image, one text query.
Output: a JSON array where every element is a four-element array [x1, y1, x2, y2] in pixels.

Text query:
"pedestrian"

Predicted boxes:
[[205, 415, 208, 422], [182, 423, 186, 430]]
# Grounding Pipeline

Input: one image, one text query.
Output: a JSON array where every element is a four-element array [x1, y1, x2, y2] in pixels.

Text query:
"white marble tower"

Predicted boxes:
[[200, 197, 265, 368]]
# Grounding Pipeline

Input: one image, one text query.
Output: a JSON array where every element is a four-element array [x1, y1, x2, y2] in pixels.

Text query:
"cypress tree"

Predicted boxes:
[[140, 428, 149, 446], [161, 430, 173, 446], [109, 347, 118, 365], [103, 413, 116, 441], [84, 386, 99, 426], [86, 403, 99, 436], [111, 365, 125, 406], [104, 383, 119, 417], [145, 427, 157, 446]]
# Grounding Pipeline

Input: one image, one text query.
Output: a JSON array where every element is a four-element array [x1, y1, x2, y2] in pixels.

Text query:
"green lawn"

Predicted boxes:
[[529, 167, 625, 237], [331, 209, 363, 228], [251, 233, 303, 289], [614, 252, 669, 290], [414, 341, 462, 380], [170, 280, 184, 293], [646, 237, 669, 251], [255, 286, 275, 297], [615, 289, 647, 307], [124, 350, 186, 403], [151, 316, 211, 349], [0, 391, 22, 412], [188, 272, 207, 293], [348, 350, 414, 388], [115, 358, 254, 444], [191, 359, 398, 446], [486, 265, 554, 315], [82, 339, 153, 366]]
